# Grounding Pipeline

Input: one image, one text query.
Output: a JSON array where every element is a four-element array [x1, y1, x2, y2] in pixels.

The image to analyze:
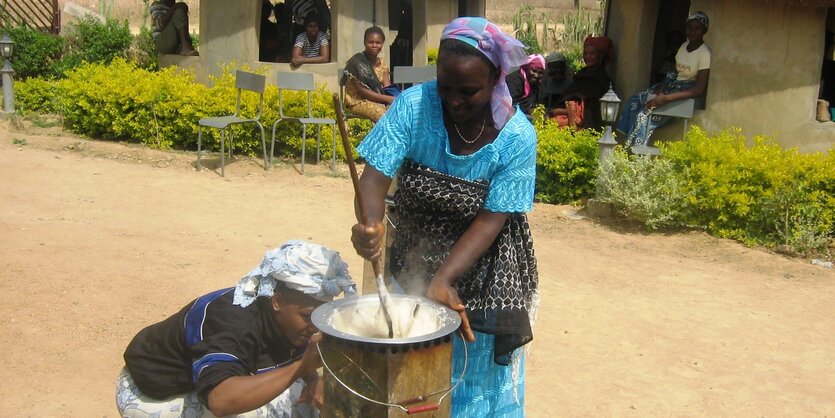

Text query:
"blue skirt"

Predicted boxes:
[[451, 332, 525, 417], [617, 72, 695, 147]]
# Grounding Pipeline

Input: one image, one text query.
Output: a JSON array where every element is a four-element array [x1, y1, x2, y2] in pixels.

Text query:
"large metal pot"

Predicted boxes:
[[312, 294, 461, 352], [315, 294, 462, 417]]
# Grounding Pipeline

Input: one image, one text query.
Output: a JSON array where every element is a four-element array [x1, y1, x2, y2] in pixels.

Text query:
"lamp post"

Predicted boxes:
[[1, 34, 16, 117], [586, 84, 622, 216], [597, 83, 621, 167]]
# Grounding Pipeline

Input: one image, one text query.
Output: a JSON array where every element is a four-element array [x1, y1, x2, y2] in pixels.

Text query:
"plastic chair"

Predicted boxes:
[[270, 71, 337, 174], [197, 70, 268, 177], [392, 65, 436, 90]]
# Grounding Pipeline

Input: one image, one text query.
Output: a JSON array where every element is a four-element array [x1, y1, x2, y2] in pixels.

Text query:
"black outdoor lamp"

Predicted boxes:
[[0, 34, 14, 59], [1, 34, 16, 116], [597, 83, 621, 165]]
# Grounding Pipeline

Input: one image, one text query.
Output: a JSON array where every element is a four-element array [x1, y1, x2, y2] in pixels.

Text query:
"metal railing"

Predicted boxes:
[[1, 0, 61, 34]]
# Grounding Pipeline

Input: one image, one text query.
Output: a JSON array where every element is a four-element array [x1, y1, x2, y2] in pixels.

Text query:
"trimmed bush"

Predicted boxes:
[[61, 16, 132, 66], [597, 149, 686, 229], [533, 111, 600, 203], [2, 17, 134, 80], [2, 26, 65, 80], [598, 127, 835, 253], [128, 26, 159, 71], [663, 127, 835, 251], [16, 60, 368, 161]]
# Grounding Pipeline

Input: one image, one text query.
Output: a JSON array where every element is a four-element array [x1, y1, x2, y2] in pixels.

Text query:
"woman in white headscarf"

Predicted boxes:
[[116, 240, 356, 418]]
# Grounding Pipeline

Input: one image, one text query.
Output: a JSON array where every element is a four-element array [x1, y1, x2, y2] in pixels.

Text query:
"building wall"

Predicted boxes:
[[608, 0, 834, 152], [161, 0, 482, 91]]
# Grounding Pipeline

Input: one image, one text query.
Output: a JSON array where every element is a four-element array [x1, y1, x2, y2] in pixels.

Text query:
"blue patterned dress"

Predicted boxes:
[[358, 80, 539, 417]]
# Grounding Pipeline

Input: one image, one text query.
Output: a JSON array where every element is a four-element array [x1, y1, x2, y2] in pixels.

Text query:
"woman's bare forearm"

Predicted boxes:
[[433, 210, 508, 285]]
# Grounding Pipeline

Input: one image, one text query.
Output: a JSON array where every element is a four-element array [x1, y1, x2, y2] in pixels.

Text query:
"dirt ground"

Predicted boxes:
[[1, 119, 834, 417]]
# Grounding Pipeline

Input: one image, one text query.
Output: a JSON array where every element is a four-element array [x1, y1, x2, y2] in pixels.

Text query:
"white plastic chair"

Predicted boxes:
[[270, 71, 337, 174], [392, 65, 437, 90], [197, 70, 268, 177]]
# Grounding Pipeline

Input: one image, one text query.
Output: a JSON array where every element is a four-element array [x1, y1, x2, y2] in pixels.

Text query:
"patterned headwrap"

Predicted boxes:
[[583, 36, 614, 66], [233, 240, 357, 307], [440, 17, 528, 130], [686, 11, 709, 30], [520, 54, 545, 98]]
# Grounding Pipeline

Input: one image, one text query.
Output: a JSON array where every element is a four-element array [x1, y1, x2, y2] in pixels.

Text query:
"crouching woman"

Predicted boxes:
[[115, 241, 356, 417]]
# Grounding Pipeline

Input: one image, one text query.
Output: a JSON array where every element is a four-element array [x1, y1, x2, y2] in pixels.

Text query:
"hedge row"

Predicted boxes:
[[1, 16, 135, 80], [14, 59, 596, 204], [598, 127, 835, 253], [16, 59, 370, 161]]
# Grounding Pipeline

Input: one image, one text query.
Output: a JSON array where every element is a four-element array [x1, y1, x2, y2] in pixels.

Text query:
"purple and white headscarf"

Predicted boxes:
[[441, 17, 529, 130]]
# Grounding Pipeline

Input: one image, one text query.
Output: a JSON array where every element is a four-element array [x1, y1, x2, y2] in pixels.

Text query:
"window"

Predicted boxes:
[[259, 0, 332, 64]]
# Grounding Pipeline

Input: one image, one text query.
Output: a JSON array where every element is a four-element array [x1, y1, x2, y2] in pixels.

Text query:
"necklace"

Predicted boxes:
[[454, 116, 487, 144]]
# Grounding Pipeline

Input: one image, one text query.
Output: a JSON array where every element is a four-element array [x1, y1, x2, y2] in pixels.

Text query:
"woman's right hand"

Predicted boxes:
[[351, 222, 385, 261], [295, 333, 324, 379]]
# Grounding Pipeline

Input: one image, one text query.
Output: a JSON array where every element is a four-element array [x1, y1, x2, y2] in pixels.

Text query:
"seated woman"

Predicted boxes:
[[116, 241, 356, 418], [505, 54, 546, 117], [342, 26, 396, 122], [149, 0, 199, 56], [538, 52, 573, 114], [291, 14, 330, 66], [618, 11, 711, 147], [549, 36, 613, 129]]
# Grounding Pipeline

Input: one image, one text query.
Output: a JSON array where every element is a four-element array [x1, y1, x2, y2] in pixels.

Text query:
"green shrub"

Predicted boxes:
[[562, 43, 585, 73], [128, 26, 159, 71], [596, 149, 686, 229], [53, 16, 132, 77], [597, 127, 834, 253], [427, 48, 438, 66], [15, 60, 370, 162], [15, 76, 61, 114], [533, 111, 600, 203], [2, 26, 65, 79], [663, 127, 835, 251]]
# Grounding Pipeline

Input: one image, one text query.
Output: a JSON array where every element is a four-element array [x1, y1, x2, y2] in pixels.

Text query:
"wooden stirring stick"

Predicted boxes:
[[332, 94, 394, 339]]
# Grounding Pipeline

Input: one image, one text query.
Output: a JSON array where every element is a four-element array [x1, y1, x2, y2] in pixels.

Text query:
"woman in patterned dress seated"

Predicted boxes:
[[342, 26, 396, 122]]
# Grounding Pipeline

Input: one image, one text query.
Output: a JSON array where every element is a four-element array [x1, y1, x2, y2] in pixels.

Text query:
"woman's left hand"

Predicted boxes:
[[427, 277, 475, 342], [646, 94, 668, 110]]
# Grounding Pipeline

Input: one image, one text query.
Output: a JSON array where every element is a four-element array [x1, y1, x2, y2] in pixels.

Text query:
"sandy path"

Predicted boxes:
[[0, 124, 833, 417]]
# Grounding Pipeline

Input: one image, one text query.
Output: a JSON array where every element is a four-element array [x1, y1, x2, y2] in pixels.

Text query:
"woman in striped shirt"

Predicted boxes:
[[291, 15, 330, 66]]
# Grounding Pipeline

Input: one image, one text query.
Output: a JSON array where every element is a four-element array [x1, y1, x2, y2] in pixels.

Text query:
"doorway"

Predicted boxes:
[[389, 0, 413, 67], [649, 0, 690, 85]]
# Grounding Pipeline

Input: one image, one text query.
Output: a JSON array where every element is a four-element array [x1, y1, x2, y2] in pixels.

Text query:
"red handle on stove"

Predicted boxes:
[[406, 403, 440, 415]]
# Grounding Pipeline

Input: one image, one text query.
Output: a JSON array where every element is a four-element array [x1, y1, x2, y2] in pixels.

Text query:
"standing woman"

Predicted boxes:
[[350, 17, 538, 417], [618, 11, 711, 146], [291, 14, 330, 66], [342, 26, 395, 122]]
